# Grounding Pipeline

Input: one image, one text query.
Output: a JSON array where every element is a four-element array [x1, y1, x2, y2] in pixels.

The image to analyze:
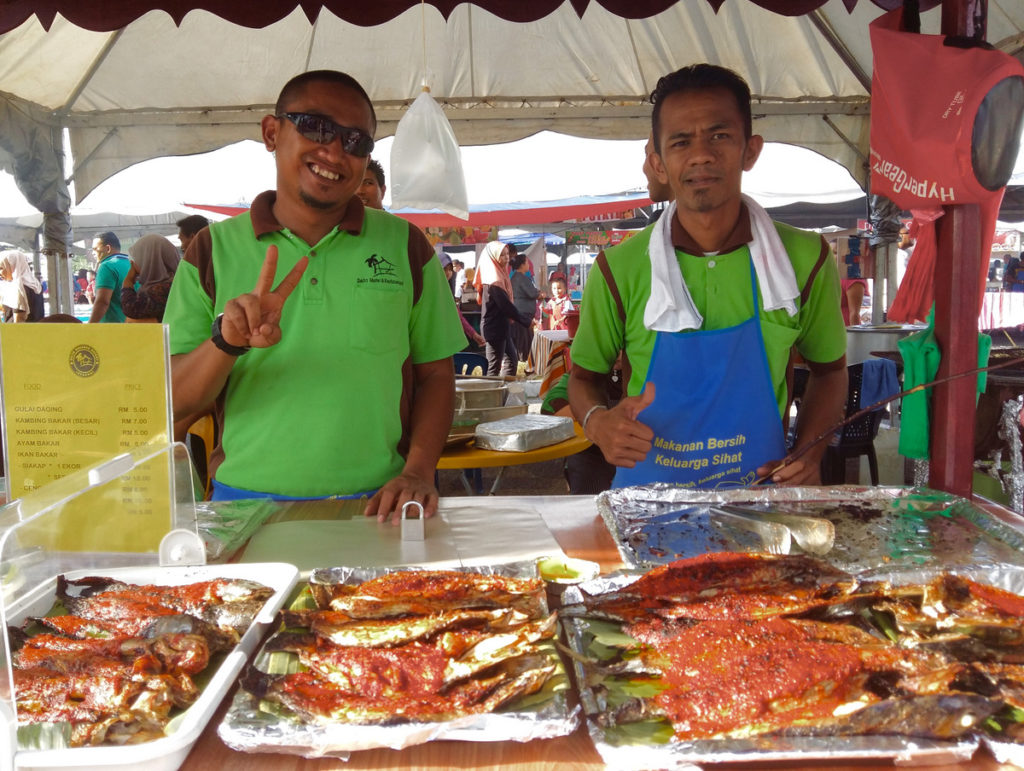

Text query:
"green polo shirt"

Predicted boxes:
[[164, 192, 466, 497], [570, 207, 846, 418]]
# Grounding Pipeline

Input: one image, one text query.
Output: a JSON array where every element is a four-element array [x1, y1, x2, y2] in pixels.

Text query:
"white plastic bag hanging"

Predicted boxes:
[[389, 90, 469, 220]]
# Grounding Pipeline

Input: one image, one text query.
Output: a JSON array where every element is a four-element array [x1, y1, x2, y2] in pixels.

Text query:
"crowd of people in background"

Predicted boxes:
[[0, 214, 209, 324], [442, 237, 583, 375]]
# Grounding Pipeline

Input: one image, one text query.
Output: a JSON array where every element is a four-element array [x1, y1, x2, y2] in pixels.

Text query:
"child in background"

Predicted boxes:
[[547, 277, 574, 331]]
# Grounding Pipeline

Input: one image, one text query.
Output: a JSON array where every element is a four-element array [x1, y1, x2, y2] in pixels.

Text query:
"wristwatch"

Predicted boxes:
[[210, 314, 251, 356]]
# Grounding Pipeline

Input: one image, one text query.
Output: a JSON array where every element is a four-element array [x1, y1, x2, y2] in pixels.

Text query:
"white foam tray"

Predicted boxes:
[[7, 562, 299, 771]]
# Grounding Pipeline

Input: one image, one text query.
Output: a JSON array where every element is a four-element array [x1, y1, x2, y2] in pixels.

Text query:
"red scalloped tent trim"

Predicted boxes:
[[0, 0, 939, 35]]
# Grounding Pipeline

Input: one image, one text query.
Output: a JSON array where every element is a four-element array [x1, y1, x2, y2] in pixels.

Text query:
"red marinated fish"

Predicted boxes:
[[573, 554, 1024, 743], [13, 574, 273, 748], [575, 552, 863, 624], [269, 613, 555, 689], [280, 606, 534, 648], [311, 570, 545, 618], [243, 653, 555, 725], [58, 575, 273, 635], [14, 632, 210, 675], [14, 655, 199, 746]]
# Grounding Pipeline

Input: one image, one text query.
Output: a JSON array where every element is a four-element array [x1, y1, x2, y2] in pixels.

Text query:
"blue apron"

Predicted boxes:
[[211, 479, 375, 502], [614, 261, 786, 490]]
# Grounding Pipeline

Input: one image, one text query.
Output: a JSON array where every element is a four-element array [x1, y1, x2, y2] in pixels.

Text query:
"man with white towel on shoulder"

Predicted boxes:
[[569, 64, 847, 490]]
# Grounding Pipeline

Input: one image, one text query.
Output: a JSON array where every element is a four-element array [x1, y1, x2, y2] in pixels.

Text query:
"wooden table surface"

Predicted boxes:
[[180, 495, 1019, 770]]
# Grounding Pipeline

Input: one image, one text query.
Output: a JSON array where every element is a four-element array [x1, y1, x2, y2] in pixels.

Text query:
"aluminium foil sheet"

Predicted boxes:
[[597, 484, 1024, 573], [557, 563, 1024, 770], [217, 560, 578, 758], [474, 414, 576, 452], [569, 484, 1024, 768]]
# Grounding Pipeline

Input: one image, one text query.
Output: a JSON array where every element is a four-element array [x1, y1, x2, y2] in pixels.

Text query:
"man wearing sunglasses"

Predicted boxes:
[[164, 70, 466, 520]]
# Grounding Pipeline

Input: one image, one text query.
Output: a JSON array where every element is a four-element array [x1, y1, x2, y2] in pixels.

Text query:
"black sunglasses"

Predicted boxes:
[[276, 112, 375, 157]]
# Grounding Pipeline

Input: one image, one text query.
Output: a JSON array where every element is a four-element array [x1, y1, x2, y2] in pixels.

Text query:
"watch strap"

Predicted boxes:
[[210, 314, 251, 356]]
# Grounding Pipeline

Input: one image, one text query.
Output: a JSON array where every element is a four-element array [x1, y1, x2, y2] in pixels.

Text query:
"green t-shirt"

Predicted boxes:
[[570, 220, 846, 418], [94, 254, 132, 323], [164, 205, 466, 497]]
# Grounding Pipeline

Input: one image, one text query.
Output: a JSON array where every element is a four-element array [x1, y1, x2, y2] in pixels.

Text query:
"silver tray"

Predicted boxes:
[[475, 414, 575, 452], [560, 562, 1024, 770], [597, 484, 1024, 572], [573, 484, 1024, 768], [217, 561, 578, 758]]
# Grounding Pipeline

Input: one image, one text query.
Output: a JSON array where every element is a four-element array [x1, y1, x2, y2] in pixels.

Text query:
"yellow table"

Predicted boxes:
[[437, 423, 591, 493]]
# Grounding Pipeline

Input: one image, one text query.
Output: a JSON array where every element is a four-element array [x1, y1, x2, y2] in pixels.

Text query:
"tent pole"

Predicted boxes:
[[871, 243, 888, 324], [928, 0, 986, 497]]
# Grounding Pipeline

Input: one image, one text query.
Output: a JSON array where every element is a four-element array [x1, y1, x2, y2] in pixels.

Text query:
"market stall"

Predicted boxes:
[[4, 2, 1024, 769], [179, 491, 1024, 768]]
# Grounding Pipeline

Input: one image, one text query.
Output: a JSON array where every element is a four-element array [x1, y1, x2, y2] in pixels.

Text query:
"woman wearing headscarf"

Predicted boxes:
[[476, 241, 532, 376], [509, 251, 541, 364], [0, 250, 45, 322], [121, 234, 181, 321]]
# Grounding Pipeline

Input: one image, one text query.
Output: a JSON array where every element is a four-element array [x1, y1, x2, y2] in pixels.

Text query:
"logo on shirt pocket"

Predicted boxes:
[[365, 253, 396, 277]]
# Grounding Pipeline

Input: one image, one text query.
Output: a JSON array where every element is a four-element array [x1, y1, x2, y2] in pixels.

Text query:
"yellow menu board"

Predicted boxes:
[[0, 324, 174, 552]]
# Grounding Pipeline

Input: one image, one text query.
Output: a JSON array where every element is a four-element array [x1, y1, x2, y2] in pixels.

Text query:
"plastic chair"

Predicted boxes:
[[185, 414, 216, 499], [821, 362, 885, 485], [453, 351, 488, 376]]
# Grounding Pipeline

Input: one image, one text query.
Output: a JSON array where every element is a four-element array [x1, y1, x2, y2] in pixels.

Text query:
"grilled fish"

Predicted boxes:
[[568, 552, 866, 624], [57, 575, 273, 636], [243, 652, 555, 725], [775, 694, 1003, 740], [575, 554, 1024, 743], [268, 613, 555, 690], [14, 632, 210, 675], [14, 655, 199, 746], [280, 606, 535, 648], [592, 615, 989, 739], [310, 570, 545, 618], [877, 573, 1024, 648], [13, 574, 273, 748], [34, 612, 236, 651]]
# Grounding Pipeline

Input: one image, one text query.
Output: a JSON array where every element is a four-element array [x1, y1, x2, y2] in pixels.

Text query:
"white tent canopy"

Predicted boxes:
[[2, 0, 945, 206], [3, 2, 1024, 207], [3, 1, 1024, 205]]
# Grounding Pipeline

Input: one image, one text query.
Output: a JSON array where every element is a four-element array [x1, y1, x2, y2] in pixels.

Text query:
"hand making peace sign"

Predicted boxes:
[[218, 246, 308, 349]]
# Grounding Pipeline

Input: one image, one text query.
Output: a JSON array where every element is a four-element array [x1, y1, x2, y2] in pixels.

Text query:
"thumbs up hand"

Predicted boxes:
[[584, 383, 656, 468]]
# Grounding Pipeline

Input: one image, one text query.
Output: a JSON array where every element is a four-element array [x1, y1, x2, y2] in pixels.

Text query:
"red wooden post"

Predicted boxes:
[[929, 205, 980, 497], [928, 0, 986, 497]]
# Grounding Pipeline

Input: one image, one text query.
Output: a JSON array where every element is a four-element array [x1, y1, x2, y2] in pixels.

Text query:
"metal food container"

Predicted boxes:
[[475, 414, 575, 452], [845, 323, 923, 364], [455, 378, 507, 410], [596, 484, 1024, 572], [454, 403, 527, 426]]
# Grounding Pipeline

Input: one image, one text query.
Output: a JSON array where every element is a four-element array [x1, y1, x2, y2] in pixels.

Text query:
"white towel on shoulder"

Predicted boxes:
[[643, 194, 800, 332]]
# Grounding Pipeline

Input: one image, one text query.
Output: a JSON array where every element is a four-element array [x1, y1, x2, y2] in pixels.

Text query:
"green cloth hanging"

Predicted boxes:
[[897, 309, 991, 460]]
